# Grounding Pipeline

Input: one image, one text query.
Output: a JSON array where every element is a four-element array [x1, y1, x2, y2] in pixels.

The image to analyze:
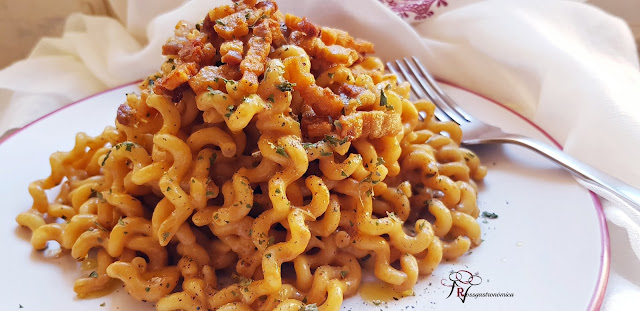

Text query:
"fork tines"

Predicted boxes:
[[386, 57, 472, 125]]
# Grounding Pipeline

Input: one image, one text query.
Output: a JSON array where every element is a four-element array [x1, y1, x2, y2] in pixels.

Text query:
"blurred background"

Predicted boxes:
[[0, 0, 639, 69]]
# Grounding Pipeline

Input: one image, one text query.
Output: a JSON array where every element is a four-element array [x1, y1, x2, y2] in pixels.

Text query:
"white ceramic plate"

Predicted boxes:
[[0, 82, 608, 311]]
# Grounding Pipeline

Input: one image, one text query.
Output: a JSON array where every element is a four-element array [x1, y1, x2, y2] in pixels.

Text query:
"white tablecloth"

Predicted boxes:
[[0, 0, 638, 309]]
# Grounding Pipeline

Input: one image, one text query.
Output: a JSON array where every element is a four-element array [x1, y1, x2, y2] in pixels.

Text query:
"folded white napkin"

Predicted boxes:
[[0, 0, 638, 309]]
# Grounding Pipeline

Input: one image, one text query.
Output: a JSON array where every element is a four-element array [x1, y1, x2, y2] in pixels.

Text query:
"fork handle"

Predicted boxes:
[[489, 134, 640, 212]]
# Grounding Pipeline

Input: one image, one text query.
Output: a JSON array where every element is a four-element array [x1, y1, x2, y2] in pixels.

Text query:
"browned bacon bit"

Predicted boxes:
[[178, 40, 216, 65], [287, 29, 358, 66], [338, 83, 366, 98], [264, 18, 287, 48], [298, 85, 344, 118], [338, 111, 402, 140], [208, 5, 236, 23], [284, 14, 320, 38], [188, 65, 242, 94], [214, 11, 250, 40], [239, 21, 272, 94], [116, 104, 135, 126], [320, 27, 375, 54], [156, 63, 198, 91], [220, 40, 244, 66], [300, 105, 332, 139], [255, 0, 278, 15], [162, 21, 192, 56]]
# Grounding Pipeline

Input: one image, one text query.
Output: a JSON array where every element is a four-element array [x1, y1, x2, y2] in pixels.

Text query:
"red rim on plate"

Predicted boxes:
[[440, 81, 610, 311], [0, 81, 610, 310]]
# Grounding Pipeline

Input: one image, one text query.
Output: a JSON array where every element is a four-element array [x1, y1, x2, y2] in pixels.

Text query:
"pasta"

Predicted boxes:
[[15, 0, 487, 310]]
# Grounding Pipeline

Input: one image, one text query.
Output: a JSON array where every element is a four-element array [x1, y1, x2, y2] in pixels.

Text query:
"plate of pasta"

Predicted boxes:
[[0, 0, 608, 310]]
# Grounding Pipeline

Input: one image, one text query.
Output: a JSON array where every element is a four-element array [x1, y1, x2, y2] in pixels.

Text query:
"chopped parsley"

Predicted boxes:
[[323, 135, 349, 146], [224, 105, 236, 119], [118, 217, 125, 226], [275, 145, 288, 157], [88, 271, 99, 278], [209, 153, 217, 167], [215, 19, 226, 26], [276, 81, 296, 92], [101, 150, 111, 166], [319, 151, 333, 157], [333, 120, 342, 131], [267, 94, 275, 103], [265, 253, 272, 258], [162, 232, 171, 241], [341, 171, 347, 177], [481, 211, 499, 219], [376, 157, 385, 166], [206, 191, 215, 196], [145, 287, 150, 292], [299, 303, 318, 311], [340, 270, 348, 278], [379, 90, 393, 111], [327, 72, 335, 79], [118, 141, 135, 152]]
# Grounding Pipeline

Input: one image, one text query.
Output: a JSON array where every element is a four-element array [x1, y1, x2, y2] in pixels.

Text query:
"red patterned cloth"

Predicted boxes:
[[379, 0, 449, 21]]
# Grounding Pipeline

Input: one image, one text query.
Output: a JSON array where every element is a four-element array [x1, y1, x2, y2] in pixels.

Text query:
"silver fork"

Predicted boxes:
[[387, 56, 640, 212]]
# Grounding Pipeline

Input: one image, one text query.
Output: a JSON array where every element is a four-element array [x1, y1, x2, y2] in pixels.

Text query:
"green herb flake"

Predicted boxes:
[[275, 145, 288, 157], [419, 221, 427, 231], [118, 217, 125, 226], [276, 81, 296, 92], [88, 271, 99, 278], [209, 153, 217, 167], [267, 94, 275, 103], [265, 253, 272, 258], [380, 90, 393, 111], [275, 188, 281, 194], [328, 73, 335, 79], [319, 151, 333, 157], [341, 171, 347, 177], [340, 270, 348, 278], [334, 120, 343, 131], [246, 204, 252, 209], [215, 19, 226, 26], [482, 211, 499, 219], [101, 150, 111, 166], [145, 287, 151, 292], [299, 303, 318, 311], [376, 157, 385, 166], [206, 191, 214, 197], [302, 142, 315, 149], [162, 232, 171, 241], [166, 187, 171, 192], [268, 236, 275, 246], [225, 105, 235, 119]]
